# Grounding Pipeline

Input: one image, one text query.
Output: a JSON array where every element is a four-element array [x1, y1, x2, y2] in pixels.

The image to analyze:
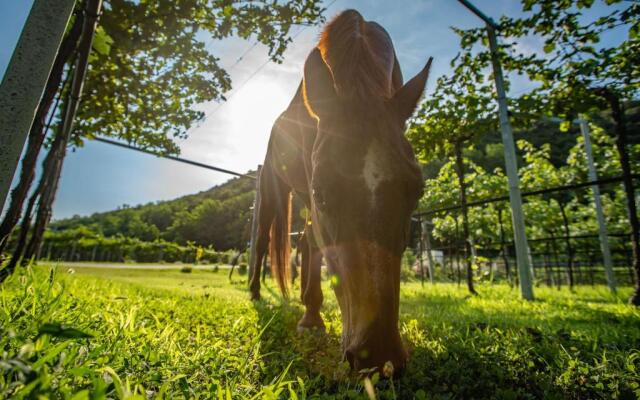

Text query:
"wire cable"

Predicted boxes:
[[92, 136, 256, 179]]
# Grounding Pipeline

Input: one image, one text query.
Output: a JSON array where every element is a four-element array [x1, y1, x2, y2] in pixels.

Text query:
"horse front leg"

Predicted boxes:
[[297, 229, 325, 331]]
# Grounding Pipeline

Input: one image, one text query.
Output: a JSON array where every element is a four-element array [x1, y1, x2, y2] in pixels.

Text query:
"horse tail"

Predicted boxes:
[[269, 174, 292, 298]]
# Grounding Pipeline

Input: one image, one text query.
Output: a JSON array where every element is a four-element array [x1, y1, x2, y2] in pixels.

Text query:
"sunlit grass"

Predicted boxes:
[[1, 264, 639, 399]]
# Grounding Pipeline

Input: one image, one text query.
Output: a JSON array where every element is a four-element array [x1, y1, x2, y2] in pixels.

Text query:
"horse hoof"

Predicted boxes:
[[297, 324, 326, 334], [297, 312, 325, 333]]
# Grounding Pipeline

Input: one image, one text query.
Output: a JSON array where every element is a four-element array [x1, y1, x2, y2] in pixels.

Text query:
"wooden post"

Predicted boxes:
[[0, 0, 77, 211], [247, 165, 262, 283]]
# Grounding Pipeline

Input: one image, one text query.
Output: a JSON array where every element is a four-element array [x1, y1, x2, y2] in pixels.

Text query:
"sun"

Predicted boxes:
[[214, 72, 299, 165]]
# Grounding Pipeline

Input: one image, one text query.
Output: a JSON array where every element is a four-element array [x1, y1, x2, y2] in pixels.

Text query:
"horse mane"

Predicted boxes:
[[318, 10, 395, 100]]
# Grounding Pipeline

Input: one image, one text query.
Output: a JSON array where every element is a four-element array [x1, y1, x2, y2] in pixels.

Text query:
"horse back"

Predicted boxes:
[[263, 81, 316, 203]]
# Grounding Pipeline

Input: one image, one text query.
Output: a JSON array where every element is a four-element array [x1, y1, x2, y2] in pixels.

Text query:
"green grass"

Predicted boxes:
[[1, 265, 639, 399]]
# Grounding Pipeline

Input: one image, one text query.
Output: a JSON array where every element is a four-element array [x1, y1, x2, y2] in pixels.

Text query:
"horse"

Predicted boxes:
[[248, 9, 431, 375]]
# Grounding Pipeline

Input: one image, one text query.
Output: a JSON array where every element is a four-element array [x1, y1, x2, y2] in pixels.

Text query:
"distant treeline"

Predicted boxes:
[[49, 170, 311, 253], [51, 175, 256, 251], [42, 226, 246, 265]]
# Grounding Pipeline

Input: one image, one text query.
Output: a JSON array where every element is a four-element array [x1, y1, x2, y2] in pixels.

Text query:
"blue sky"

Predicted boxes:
[[0, 0, 625, 219]]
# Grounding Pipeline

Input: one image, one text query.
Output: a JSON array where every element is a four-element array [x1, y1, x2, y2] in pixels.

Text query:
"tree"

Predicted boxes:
[[409, 52, 501, 294], [0, 10, 84, 256], [471, 166, 511, 284], [518, 141, 577, 287], [418, 158, 507, 285], [0, 0, 325, 272], [0, 0, 103, 278], [72, 0, 325, 151]]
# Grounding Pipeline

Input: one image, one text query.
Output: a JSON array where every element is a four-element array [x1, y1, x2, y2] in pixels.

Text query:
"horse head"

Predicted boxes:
[[302, 11, 431, 374]]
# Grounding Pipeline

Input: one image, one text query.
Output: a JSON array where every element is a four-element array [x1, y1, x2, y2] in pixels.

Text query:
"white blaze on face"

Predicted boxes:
[[362, 141, 392, 206]]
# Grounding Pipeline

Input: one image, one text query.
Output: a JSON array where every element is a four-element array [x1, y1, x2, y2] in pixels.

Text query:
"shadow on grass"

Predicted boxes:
[[238, 279, 639, 398], [246, 293, 557, 398], [402, 288, 639, 342], [248, 285, 348, 385]]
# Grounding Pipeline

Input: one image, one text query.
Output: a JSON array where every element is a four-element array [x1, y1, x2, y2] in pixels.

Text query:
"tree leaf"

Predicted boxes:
[[92, 26, 113, 56], [543, 42, 556, 53]]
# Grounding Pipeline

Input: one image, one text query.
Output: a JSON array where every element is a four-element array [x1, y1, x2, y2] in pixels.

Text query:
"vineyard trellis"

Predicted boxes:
[[412, 174, 640, 289]]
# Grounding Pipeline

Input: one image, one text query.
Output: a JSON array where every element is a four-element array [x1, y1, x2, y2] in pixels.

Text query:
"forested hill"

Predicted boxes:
[[51, 174, 257, 250]]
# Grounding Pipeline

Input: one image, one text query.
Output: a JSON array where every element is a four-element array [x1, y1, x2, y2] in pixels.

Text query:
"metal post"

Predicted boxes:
[[248, 165, 262, 283], [422, 219, 435, 284], [0, 0, 77, 211], [457, 0, 534, 300], [579, 119, 616, 293], [489, 24, 534, 300]]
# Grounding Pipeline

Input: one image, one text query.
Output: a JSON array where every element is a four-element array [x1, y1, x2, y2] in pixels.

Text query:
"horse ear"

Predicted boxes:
[[392, 57, 432, 121], [391, 53, 404, 92], [303, 48, 337, 119]]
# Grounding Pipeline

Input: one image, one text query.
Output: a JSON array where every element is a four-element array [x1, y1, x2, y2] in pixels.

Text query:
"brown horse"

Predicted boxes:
[[249, 9, 431, 374]]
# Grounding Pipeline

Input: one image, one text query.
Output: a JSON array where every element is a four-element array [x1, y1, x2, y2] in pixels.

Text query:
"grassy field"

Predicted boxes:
[[1, 264, 639, 399]]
